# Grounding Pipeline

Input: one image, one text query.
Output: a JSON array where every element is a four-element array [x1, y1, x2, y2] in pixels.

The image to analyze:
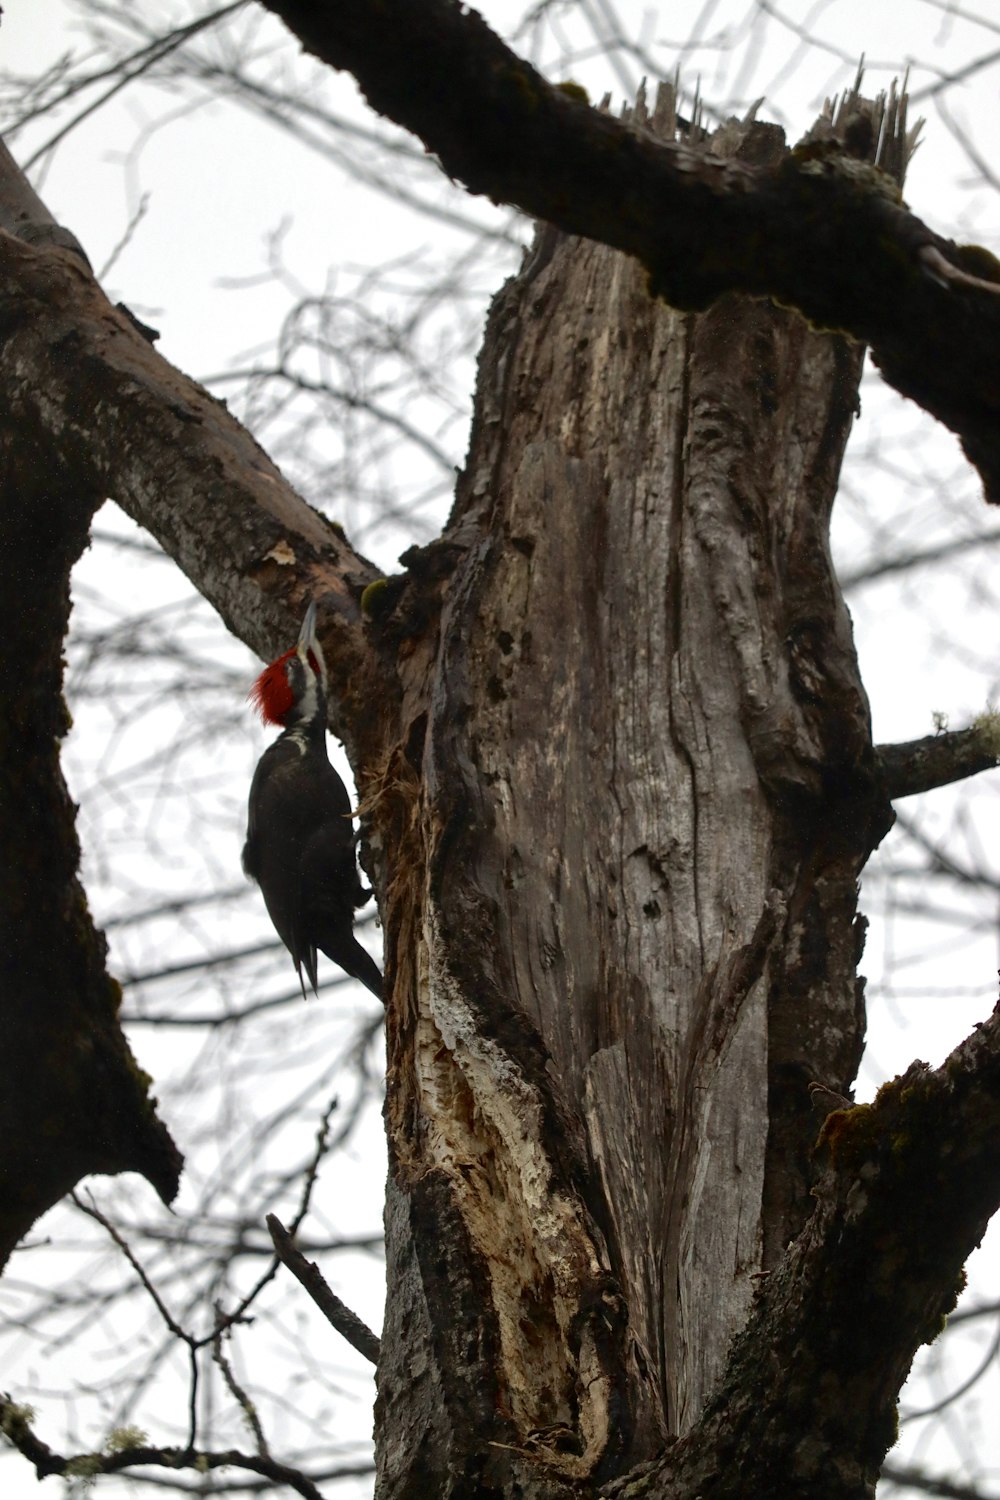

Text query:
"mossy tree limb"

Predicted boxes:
[[0, 240, 181, 1263]]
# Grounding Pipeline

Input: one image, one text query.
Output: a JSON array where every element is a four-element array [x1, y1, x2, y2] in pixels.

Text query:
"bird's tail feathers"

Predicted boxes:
[[296, 945, 320, 1000], [321, 936, 384, 1003]]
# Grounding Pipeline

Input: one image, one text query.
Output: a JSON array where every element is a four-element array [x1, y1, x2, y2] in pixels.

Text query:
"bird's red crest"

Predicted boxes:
[[249, 648, 296, 725]]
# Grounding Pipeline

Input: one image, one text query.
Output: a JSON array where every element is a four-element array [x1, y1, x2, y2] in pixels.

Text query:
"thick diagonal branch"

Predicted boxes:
[[0, 222, 389, 751], [260, 0, 1000, 499]]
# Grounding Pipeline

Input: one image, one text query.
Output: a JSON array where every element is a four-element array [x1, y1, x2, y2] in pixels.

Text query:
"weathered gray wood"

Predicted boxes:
[[374, 90, 893, 1495]]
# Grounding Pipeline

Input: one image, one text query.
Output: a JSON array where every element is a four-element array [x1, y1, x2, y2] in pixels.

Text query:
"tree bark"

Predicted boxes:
[[369, 97, 892, 1496], [0, 232, 181, 1265]]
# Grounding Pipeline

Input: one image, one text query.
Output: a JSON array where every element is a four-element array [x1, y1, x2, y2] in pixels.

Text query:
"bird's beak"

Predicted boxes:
[[296, 600, 328, 692], [298, 601, 318, 649]]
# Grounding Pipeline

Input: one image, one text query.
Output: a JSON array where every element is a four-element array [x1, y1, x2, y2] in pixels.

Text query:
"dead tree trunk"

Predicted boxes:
[[371, 98, 892, 1497]]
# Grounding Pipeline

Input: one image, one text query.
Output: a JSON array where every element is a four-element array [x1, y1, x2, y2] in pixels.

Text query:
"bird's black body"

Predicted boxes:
[[243, 604, 383, 1001]]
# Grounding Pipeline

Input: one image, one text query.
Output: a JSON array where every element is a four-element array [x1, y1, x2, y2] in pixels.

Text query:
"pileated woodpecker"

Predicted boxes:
[[242, 602, 383, 1001]]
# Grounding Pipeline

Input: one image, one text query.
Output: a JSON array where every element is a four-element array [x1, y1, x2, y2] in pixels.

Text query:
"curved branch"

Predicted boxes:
[[0, 230, 182, 1261], [0, 139, 400, 1263], [259, 0, 1000, 500]]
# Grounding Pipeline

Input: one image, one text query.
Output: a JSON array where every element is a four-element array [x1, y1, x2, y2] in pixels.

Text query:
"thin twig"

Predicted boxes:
[[212, 1312, 271, 1459], [72, 1192, 201, 1452], [204, 1094, 342, 1345], [267, 1215, 381, 1365], [72, 1192, 187, 1339], [21, 4, 250, 172]]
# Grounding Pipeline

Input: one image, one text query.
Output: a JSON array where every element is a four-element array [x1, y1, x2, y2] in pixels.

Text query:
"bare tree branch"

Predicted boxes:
[[840, 526, 1000, 589], [257, 0, 1000, 499], [878, 722, 1000, 799], [0, 1396, 328, 1500], [267, 1214, 381, 1365], [881, 1464, 997, 1499]]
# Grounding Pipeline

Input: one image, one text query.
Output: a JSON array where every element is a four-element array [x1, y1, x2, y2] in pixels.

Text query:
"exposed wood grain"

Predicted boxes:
[[372, 98, 892, 1494]]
